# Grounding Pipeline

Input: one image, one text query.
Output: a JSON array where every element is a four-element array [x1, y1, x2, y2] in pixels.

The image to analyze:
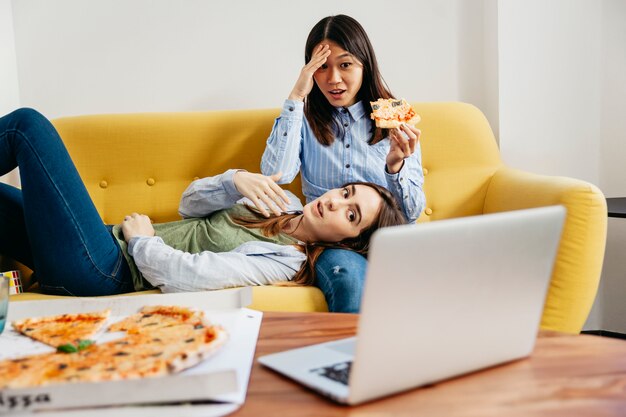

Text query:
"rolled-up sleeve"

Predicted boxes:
[[384, 143, 425, 223], [178, 169, 242, 218]]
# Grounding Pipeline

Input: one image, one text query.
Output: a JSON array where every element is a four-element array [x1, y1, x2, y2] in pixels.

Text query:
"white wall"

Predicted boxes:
[[457, 0, 499, 140], [0, 0, 20, 186], [0, 0, 19, 114], [498, 0, 602, 185], [11, 0, 488, 120], [599, 0, 626, 198]]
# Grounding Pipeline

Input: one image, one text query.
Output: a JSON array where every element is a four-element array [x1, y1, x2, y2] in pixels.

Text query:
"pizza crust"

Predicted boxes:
[[375, 114, 421, 129], [167, 326, 228, 373]]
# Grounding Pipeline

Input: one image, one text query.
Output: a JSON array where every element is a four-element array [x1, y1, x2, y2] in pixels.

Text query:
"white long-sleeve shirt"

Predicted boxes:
[[126, 169, 306, 293]]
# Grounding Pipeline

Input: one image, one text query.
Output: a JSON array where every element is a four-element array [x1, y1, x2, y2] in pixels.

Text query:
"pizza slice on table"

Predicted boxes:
[[1, 305, 228, 389], [370, 98, 421, 128], [108, 305, 205, 334], [12, 309, 111, 348]]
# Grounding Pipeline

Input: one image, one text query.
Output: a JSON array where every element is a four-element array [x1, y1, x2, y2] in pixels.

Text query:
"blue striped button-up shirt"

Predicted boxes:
[[261, 99, 425, 223]]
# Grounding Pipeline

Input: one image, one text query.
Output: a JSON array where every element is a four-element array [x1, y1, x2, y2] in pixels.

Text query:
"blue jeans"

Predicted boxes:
[[315, 249, 367, 313], [0, 108, 133, 296]]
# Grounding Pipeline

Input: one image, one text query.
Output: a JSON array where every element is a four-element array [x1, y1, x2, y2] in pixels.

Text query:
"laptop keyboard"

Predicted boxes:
[[310, 361, 352, 385]]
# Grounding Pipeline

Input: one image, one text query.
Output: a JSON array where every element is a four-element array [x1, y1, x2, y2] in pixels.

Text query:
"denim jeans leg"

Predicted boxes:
[[0, 183, 34, 269], [314, 249, 367, 313], [0, 108, 132, 296]]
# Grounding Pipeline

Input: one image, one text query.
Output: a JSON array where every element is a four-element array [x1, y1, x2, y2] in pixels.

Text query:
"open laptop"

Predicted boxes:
[[258, 205, 566, 405]]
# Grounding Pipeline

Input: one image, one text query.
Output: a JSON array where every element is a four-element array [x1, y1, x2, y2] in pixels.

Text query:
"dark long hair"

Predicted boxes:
[[232, 183, 406, 286], [304, 14, 394, 146]]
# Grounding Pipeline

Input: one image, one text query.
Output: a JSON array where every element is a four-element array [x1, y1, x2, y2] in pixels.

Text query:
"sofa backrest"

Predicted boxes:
[[53, 109, 303, 224], [52, 102, 502, 225], [412, 102, 502, 222]]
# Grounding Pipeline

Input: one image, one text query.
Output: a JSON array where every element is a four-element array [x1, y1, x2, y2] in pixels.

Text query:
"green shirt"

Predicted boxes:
[[112, 205, 299, 291]]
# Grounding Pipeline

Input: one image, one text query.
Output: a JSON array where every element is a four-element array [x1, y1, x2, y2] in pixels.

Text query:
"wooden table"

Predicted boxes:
[[232, 312, 626, 417]]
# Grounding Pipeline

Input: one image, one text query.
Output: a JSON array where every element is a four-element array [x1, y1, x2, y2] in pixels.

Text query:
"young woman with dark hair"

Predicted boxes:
[[0, 108, 406, 296], [230, 180, 405, 286], [259, 14, 425, 312]]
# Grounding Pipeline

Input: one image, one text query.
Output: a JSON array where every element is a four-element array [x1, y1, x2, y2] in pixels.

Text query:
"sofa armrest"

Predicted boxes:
[[484, 167, 607, 333]]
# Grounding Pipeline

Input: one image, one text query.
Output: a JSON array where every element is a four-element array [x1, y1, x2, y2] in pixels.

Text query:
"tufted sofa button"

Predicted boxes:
[[99, 180, 108, 189], [146, 178, 156, 186], [423, 168, 429, 175], [425, 208, 433, 215]]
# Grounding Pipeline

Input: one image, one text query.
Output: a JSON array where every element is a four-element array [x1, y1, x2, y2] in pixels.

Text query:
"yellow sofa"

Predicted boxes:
[[7, 102, 606, 333]]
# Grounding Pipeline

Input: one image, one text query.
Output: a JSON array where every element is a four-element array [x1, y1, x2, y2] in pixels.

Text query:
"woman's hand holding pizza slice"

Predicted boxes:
[[386, 124, 421, 174], [371, 98, 422, 174]]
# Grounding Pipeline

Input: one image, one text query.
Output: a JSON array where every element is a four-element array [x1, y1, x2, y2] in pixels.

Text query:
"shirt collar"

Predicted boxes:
[[338, 101, 367, 121]]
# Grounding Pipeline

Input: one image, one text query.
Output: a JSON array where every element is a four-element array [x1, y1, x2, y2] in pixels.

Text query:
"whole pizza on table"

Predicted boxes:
[[0, 305, 228, 389]]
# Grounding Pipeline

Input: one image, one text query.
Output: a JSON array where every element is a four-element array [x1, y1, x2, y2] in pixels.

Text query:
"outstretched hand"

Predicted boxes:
[[288, 44, 331, 102], [386, 124, 421, 174], [233, 171, 291, 217], [121, 213, 155, 243]]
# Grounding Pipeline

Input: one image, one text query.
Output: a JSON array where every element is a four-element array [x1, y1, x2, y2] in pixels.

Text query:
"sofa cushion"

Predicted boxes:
[[10, 287, 329, 313]]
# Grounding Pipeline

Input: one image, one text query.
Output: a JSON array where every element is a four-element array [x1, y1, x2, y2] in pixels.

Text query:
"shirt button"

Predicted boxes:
[[288, 106, 294, 112], [346, 164, 351, 168], [283, 132, 287, 136], [342, 108, 348, 113], [346, 144, 350, 148], [425, 208, 433, 215], [423, 168, 429, 175], [99, 180, 108, 189], [399, 177, 404, 182], [146, 178, 156, 186], [343, 122, 349, 127]]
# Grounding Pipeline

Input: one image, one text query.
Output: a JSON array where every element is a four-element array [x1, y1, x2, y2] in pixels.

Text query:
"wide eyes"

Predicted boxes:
[[318, 62, 352, 71], [343, 188, 356, 223]]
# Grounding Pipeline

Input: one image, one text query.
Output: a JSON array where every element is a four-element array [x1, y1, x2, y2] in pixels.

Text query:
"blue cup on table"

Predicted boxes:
[[0, 277, 8, 334]]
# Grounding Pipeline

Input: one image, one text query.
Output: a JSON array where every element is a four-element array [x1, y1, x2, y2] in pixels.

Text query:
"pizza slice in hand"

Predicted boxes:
[[370, 98, 421, 128], [12, 309, 111, 348]]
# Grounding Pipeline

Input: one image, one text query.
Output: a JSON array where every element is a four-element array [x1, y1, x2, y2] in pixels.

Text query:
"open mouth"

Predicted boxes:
[[328, 89, 346, 100]]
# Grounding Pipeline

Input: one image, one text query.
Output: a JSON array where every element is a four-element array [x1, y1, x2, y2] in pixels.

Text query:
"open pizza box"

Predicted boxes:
[[0, 288, 261, 416]]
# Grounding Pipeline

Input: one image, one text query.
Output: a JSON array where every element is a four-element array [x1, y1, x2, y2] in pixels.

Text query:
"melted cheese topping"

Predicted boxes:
[[370, 98, 416, 122]]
